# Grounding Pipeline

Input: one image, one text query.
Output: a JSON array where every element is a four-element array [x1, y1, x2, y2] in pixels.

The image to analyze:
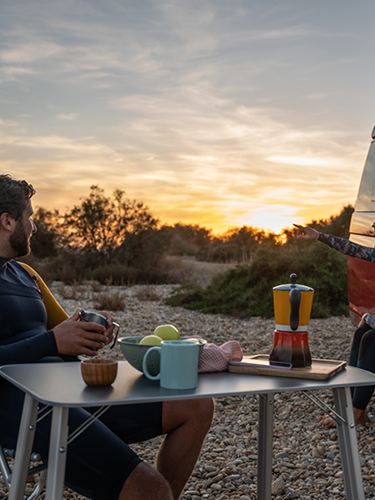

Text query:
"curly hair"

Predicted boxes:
[[0, 174, 35, 220]]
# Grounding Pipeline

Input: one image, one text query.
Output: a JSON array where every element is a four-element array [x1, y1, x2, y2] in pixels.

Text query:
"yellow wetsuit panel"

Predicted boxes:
[[18, 262, 69, 329]]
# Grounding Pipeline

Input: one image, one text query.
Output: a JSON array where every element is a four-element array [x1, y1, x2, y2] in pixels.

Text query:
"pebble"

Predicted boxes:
[[272, 477, 285, 495], [5, 284, 372, 500]]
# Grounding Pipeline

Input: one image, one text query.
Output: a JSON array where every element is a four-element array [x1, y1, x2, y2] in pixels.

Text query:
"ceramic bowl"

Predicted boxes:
[[118, 336, 206, 375], [80, 358, 118, 387]]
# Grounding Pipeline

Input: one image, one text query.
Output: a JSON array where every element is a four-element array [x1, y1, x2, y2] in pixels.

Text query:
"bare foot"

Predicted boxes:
[[353, 408, 367, 426], [317, 414, 336, 428], [318, 408, 368, 428]]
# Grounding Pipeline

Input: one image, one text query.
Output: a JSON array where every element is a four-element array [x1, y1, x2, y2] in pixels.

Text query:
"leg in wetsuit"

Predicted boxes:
[[0, 378, 163, 500], [349, 324, 375, 410]]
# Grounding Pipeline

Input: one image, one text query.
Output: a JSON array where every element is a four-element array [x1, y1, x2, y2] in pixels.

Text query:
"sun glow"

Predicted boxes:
[[235, 205, 302, 234]]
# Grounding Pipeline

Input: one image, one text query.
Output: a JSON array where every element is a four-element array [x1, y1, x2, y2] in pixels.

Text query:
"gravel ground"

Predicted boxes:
[[2, 283, 375, 499]]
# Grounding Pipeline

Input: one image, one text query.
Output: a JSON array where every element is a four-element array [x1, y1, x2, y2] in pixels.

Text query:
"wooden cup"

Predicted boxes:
[[80, 359, 118, 387]]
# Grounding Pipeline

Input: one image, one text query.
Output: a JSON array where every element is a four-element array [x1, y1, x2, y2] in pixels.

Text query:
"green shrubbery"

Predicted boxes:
[[166, 240, 348, 318]]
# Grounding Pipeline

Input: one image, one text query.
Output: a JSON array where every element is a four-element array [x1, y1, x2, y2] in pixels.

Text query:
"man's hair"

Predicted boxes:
[[0, 174, 35, 220]]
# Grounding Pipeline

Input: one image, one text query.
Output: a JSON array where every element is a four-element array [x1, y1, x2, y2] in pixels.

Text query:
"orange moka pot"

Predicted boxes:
[[270, 273, 314, 368], [273, 273, 314, 332]]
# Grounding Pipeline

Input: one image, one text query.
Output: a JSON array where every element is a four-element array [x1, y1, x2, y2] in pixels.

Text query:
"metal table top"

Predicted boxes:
[[1, 361, 375, 407]]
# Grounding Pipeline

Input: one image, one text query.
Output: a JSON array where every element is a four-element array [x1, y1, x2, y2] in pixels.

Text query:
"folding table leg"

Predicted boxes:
[[9, 394, 38, 500], [257, 393, 274, 500], [333, 386, 365, 500], [45, 406, 69, 500]]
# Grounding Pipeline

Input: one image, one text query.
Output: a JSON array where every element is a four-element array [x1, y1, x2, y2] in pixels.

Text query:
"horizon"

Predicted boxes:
[[1, 1, 374, 233], [31, 182, 351, 237]]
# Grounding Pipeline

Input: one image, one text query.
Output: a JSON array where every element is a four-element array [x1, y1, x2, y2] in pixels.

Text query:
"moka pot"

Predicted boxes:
[[269, 273, 314, 368]]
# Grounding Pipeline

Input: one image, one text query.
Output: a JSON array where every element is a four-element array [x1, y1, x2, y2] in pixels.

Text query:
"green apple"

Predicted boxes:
[[153, 324, 180, 341], [139, 335, 162, 346]]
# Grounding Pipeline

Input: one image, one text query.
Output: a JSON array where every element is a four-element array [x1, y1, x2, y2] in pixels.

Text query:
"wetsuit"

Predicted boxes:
[[318, 233, 375, 409], [0, 258, 162, 499]]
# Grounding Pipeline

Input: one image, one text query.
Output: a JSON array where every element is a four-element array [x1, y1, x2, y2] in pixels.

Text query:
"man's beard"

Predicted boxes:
[[9, 220, 30, 257]]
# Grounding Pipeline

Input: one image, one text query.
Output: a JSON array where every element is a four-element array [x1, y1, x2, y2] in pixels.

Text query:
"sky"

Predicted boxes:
[[1, 0, 374, 234]]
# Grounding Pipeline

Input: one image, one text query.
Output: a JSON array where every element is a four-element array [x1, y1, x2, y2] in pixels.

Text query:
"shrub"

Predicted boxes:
[[94, 291, 126, 311], [166, 240, 348, 318], [135, 287, 161, 302]]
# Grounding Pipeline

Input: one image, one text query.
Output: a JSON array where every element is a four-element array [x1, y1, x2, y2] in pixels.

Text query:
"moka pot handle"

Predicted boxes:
[[289, 287, 301, 330]]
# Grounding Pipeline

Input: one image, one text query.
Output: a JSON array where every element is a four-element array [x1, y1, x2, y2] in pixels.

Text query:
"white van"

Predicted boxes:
[[348, 126, 375, 320]]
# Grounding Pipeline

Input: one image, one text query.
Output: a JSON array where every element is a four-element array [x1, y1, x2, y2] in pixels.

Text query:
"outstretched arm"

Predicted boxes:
[[294, 224, 375, 263]]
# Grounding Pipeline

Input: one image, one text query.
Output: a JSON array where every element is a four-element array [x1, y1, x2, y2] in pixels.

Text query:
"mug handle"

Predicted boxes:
[[143, 347, 161, 380], [110, 322, 120, 349]]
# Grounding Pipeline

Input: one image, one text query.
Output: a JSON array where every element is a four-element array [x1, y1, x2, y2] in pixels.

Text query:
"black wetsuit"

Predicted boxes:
[[0, 258, 162, 499]]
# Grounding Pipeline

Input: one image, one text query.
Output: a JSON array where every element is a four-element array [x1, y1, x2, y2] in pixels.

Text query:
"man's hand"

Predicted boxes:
[[100, 310, 115, 344], [53, 310, 108, 357], [293, 224, 319, 240]]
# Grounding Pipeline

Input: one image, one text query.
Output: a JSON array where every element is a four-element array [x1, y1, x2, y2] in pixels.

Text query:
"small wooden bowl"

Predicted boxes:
[[80, 359, 118, 387]]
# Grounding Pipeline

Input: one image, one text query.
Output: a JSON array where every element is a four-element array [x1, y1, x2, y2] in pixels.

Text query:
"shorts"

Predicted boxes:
[[0, 381, 164, 500]]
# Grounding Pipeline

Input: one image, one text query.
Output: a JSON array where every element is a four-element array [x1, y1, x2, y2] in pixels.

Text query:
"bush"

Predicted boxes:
[[166, 240, 348, 318], [94, 291, 126, 311]]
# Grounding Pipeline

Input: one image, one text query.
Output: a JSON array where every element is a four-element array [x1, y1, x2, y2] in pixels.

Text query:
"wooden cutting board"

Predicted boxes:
[[228, 354, 347, 380]]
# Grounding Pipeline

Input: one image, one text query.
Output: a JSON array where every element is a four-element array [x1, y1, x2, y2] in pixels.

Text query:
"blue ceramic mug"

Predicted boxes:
[[142, 340, 200, 389]]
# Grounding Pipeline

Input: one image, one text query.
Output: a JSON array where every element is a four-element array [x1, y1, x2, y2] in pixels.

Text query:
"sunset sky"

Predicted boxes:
[[1, 0, 374, 234]]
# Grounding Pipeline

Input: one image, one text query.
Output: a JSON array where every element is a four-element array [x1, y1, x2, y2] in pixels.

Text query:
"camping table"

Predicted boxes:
[[1, 361, 375, 500]]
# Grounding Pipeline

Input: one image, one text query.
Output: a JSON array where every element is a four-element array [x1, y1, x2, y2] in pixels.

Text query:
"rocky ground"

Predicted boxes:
[[2, 283, 375, 499]]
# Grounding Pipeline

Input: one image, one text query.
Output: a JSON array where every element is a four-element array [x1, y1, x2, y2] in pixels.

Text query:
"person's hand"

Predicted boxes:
[[100, 311, 121, 348], [52, 310, 108, 357], [293, 224, 319, 240], [99, 310, 115, 345]]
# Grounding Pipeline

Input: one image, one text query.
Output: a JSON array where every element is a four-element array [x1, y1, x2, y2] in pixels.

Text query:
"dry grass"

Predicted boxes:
[[164, 256, 237, 287], [134, 287, 161, 302], [56, 283, 89, 301], [91, 281, 104, 293], [93, 290, 126, 311]]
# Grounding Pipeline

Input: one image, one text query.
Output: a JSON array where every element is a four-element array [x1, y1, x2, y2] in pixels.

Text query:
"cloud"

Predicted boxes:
[[0, 40, 64, 64], [56, 113, 79, 120], [0, 0, 372, 232], [266, 155, 333, 167]]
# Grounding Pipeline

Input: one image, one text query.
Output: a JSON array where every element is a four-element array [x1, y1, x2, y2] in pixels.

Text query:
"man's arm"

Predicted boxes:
[[0, 331, 58, 365], [0, 312, 110, 365]]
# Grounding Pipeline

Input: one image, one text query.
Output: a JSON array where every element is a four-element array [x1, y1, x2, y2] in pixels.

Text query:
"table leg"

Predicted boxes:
[[257, 393, 274, 500], [45, 406, 69, 500], [9, 393, 38, 500], [332, 387, 365, 500]]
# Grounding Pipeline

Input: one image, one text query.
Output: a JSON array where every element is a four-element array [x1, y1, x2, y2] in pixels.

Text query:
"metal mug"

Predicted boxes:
[[79, 309, 120, 348]]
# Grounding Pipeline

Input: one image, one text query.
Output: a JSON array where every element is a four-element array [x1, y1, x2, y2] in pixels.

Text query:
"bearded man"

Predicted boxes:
[[0, 174, 214, 500]]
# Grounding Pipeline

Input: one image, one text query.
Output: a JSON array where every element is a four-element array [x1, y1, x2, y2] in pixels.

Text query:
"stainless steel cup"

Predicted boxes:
[[79, 309, 120, 348]]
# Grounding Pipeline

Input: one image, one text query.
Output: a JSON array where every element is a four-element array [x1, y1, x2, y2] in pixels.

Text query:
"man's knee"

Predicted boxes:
[[120, 462, 173, 500], [163, 397, 215, 434], [193, 397, 215, 425], [182, 397, 215, 432]]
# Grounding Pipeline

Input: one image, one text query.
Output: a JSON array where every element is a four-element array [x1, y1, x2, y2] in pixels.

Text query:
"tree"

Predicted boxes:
[[220, 226, 271, 262], [59, 186, 157, 257], [160, 223, 212, 256], [310, 205, 354, 238], [30, 207, 59, 258]]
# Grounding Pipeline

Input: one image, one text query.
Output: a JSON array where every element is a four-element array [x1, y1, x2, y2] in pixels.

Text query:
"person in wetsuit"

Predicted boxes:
[[0, 174, 214, 500], [295, 224, 375, 426]]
